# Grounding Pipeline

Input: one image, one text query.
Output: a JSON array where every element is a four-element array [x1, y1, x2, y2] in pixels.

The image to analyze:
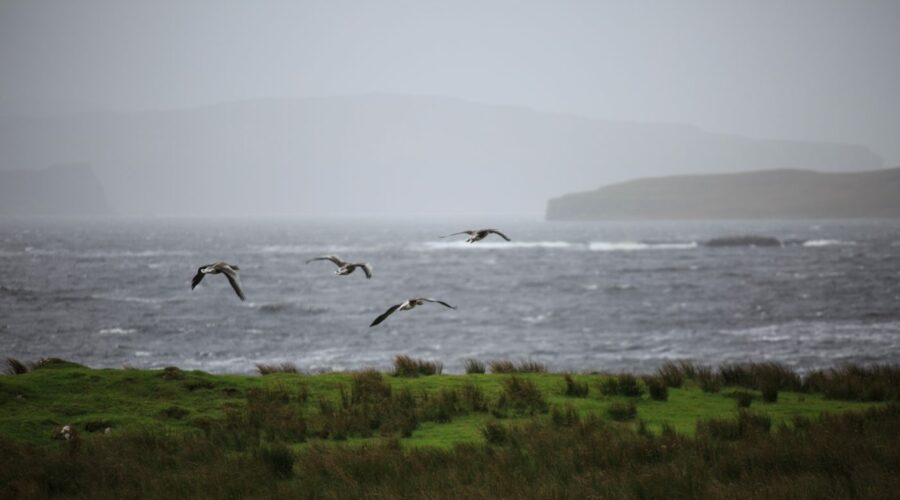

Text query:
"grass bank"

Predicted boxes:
[[1, 358, 898, 498]]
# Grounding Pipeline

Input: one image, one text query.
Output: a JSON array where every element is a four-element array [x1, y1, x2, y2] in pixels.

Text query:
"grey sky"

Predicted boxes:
[[2, 0, 899, 163]]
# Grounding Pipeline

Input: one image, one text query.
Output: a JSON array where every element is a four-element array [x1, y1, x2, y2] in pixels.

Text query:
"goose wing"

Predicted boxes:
[[486, 229, 511, 241], [190, 267, 206, 289], [306, 255, 346, 267], [419, 298, 456, 309], [358, 263, 373, 279], [370, 303, 402, 327], [439, 231, 474, 239], [221, 265, 246, 301]]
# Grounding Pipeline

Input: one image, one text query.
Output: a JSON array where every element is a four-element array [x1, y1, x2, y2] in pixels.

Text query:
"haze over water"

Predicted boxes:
[[2, 217, 898, 374]]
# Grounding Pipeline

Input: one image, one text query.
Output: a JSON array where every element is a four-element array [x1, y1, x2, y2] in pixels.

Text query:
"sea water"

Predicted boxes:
[[1, 217, 898, 373]]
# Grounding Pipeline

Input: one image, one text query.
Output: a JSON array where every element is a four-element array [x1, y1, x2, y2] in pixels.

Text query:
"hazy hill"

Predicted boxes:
[[0, 164, 110, 216], [546, 167, 900, 220], [0, 95, 884, 215]]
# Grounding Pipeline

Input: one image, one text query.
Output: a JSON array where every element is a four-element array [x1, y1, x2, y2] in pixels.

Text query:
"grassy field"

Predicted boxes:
[[1, 357, 899, 498], [0, 358, 880, 446]]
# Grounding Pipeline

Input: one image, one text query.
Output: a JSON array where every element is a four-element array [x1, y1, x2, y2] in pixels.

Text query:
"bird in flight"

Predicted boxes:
[[370, 298, 456, 327], [191, 262, 245, 301], [306, 255, 373, 279], [440, 229, 511, 243]]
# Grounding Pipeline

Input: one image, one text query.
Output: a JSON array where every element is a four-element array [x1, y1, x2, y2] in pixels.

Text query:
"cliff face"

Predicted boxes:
[[546, 167, 900, 220], [0, 164, 111, 215]]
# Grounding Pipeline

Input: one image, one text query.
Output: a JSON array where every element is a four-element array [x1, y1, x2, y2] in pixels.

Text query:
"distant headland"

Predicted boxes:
[[546, 166, 900, 220]]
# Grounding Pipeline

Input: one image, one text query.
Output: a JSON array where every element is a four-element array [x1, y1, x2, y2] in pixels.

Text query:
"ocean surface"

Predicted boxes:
[[2, 217, 899, 374]]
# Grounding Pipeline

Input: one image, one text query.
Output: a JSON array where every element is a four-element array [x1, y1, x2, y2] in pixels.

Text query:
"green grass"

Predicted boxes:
[[0, 362, 880, 447], [3, 360, 900, 499]]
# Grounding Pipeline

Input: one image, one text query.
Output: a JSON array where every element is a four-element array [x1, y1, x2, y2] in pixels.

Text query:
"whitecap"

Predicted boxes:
[[253, 244, 355, 255], [92, 294, 168, 305], [522, 314, 549, 324], [589, 241, 697, 252], [98, 327, 137, 336], [27, 248, 193, 258], [802, 239, 856, 247], [88, 249, 194, 258]]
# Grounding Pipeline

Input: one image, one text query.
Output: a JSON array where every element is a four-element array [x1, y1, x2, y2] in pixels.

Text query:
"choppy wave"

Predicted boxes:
[[589, 241, 698, 252], [4, 218, 900, 374], [720, 320, 900, 344], [421, 241, 573, 250], [92, 294, 177, 305], [256, 302, 330, 315], [18, 248, 195, 258], [0, 286, 36, 298], [802, 239, 857, 247], [605, 284, 638, 293]]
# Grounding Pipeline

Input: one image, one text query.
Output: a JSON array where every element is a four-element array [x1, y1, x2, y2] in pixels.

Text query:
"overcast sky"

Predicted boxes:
[[2, 0, 899, 163]]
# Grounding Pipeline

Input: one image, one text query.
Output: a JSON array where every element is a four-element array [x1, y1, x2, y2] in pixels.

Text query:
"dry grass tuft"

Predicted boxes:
[[255, 362, 299, 375], [488, 359, 547, 374], [464, 358, 486, 374], [392, 355, 442, 377]]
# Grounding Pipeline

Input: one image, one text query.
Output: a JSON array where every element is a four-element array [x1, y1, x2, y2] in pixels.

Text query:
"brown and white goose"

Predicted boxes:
[[190, 262, 245, 301], [306, 255, 373, 279], [370, 298, 456, 327], [440, 229, 511, 243]]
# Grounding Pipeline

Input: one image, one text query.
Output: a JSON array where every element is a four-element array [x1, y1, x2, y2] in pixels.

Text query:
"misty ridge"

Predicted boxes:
[[0, 94, 884, 217], [0, 164, 110, 216]]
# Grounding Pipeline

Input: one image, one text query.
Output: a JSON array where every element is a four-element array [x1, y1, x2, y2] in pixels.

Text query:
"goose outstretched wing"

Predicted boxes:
[[221, 265, 246, 301], [306, 255, 346, 267], [419, 298, 456, 309], [190, 267, 206, 289], [356, 263, 373, 279], [370, 304, 402, 327], [485, 229, 511, 241], [439, 231, 474, 239]]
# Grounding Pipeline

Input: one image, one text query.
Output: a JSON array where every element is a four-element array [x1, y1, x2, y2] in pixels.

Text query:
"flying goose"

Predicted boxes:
[[440, 228, 511, 243], [306, 255, 373, 279], [370, 298, 456, 327], [191, 262, 245, 301]]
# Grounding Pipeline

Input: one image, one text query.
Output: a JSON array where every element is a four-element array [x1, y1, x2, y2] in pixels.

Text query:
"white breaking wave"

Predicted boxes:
[[422, 240, 698, 251], [26, 248, 194, 258], [522, 313, 550, 324], [253, 244, 356, 255], [92, 294, 172, 305], [589, 241, 698, 252], [802, 239, 857, 247], [421, 241, 573, 250], [98, 327, 137, 336]]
